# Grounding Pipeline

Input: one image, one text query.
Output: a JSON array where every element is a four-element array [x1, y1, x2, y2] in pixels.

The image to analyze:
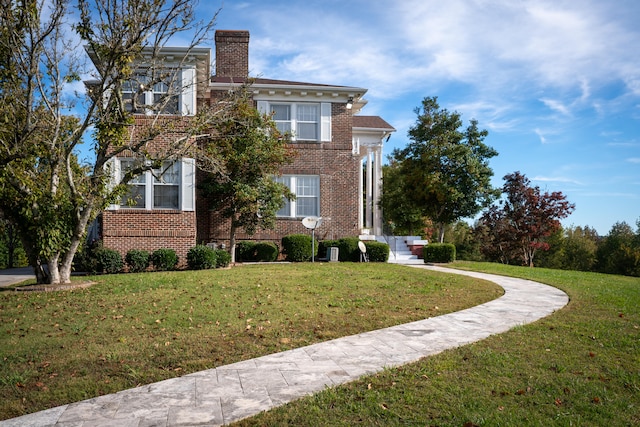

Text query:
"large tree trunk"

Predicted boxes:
[[229, 218, 237, 264], [437, 223, 446, 243], [57, 205, 94, 283], [47, 254, 62, 284]]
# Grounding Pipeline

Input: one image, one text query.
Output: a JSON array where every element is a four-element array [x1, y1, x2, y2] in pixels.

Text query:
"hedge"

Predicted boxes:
[[95, 247, 123, 274], [423, 243, 456, 263], [318, 238, 389, 262], [235, 241, 257, 262], [187, 245, 217, 270], [364, 241, 390, 262], [151, 248, 179, 271], [281, 234, 317, 262], [255, 242, 279, 262], [215, 249, 231, 268], [125, 249, 150, 273]]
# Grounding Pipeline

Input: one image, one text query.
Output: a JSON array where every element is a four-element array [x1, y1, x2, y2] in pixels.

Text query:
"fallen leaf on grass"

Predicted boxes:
[[592, 396, 601, 404], [554, 398, 562, 406]]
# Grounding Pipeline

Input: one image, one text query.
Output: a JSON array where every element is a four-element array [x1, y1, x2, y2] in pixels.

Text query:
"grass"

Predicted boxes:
[[232, 262, 640, 426], [0, 263, 500, 420]]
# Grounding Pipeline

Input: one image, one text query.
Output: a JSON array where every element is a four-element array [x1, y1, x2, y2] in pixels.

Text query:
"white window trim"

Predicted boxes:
[[107, 157, 195, 211], [257, 101, 331, 142], [275, 175, 320, 218], [121, 67, 196, 116]]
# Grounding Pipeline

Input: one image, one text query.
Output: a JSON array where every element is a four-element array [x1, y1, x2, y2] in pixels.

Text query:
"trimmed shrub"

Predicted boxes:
[[95, 247, 123, 274], [336, 237, 362, 262], [281, 234, 317, 262], [187, 245, 217, 270], [255, 242, 279, 262], [235, 241, 257, 262], [215, 249, 231, 268], [423, 243, 456, 263], [364, 241, 390, 262], [151, 248, 179, 271], [125, 249, 150, 273]]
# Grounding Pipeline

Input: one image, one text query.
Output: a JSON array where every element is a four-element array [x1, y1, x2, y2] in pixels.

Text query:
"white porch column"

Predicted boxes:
[[365, 148, 373, 229], [373, 146, 383, 235], [358, 149, 364, 231]]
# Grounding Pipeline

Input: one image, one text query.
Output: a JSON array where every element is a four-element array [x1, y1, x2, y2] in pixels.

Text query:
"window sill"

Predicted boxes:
[[110, 208, 185, 214]]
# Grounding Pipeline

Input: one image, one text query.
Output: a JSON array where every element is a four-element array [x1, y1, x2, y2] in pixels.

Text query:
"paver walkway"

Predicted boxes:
[[0, 265, 569, 427]]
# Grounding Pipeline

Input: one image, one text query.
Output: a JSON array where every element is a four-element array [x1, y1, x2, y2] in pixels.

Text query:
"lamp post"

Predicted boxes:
[[301, 216, 323, 262]]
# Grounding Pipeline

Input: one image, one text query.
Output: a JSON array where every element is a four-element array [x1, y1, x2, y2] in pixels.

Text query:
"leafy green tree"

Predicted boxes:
[[0, 0, 217, 284], [0, 217, 27, 268], [561, 225, 599, 271], [443, 220, 482, 261], [200, 86, 295, 263], [389, 96, 499, 242], [380, 162, 427, 236], [596, 221, 640, 277]]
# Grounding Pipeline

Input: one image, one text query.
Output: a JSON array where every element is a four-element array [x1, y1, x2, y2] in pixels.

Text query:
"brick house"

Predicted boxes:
[[98, 30, 394, 262]]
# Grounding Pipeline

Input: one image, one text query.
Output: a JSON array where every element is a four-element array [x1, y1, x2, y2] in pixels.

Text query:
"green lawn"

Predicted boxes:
[[0, 263, 500, 420], [233, 262, 640, 426]]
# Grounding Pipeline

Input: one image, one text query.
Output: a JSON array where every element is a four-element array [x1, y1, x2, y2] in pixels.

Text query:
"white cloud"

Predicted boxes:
[[540, 98, 571, 116], [627, 158, 640, 164], [534, 128, 548, 144], [533, 175, 583, 185]]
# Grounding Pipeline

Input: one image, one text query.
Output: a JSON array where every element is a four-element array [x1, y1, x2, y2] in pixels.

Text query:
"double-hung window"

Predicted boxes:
[[271, 104, 292, 136], [296, 104, 319, 140], [111, 158, 195, 211], [119, 159, 146, 208], [275, 175, 320, 217], [121, 67, 196, 116], [258, 101, 331, 142], [153, 161, 180, 209]]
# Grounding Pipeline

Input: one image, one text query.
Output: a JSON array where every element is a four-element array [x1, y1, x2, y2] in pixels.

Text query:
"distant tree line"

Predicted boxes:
[[441, 219, 640, 277]]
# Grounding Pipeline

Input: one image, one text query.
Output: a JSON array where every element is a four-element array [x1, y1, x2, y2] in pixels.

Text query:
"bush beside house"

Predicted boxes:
[[125, 249, 150, 272], [151, 248, 179, 271], [364, 241, 390, 262], [235, 241, 279, 262], [187, 245, 217, 270], [282, 234, 317, 262]]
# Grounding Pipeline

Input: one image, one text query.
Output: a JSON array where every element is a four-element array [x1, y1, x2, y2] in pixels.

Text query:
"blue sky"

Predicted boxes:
[[191, 0, 640, 235]]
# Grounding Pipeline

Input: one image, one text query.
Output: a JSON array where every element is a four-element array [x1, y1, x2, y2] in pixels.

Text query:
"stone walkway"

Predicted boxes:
[[0, 265, 569, 427]]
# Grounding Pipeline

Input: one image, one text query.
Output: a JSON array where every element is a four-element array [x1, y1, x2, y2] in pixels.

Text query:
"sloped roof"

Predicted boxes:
[[211, 76, 351, 88], [353, 116, 395, 131]]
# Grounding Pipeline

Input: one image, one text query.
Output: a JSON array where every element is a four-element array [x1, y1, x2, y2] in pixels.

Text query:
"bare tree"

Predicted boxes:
[[0, 0, 219, 283]]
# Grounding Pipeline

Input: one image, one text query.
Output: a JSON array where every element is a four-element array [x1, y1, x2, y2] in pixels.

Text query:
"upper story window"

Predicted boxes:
[[121, 68, 196, 116], [258, 101, 331, 142], [111, 158, 195, 211]]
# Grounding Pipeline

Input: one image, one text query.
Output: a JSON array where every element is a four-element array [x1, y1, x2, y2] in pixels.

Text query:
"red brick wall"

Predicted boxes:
[[102, 210, 196, 267], [215, 30, 249, 78], [198, 102, 361, 248]]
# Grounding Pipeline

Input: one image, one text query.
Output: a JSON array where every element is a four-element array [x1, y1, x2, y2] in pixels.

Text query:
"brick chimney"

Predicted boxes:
[[215, 30, 249, 78]]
